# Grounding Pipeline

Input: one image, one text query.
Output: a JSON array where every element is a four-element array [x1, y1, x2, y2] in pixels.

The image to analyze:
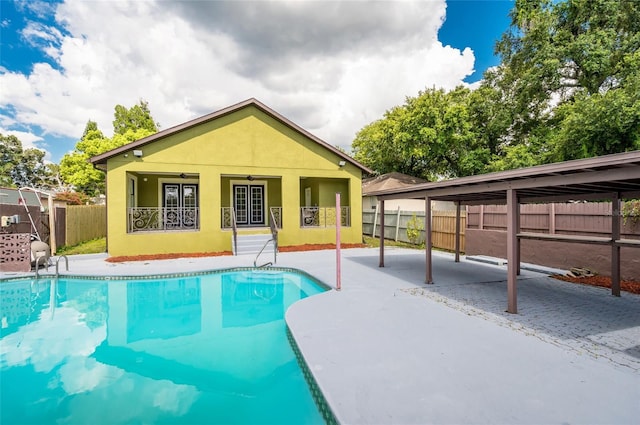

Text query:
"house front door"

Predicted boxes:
[[233, 184, 265, 226], [163, 183, 198, 229]]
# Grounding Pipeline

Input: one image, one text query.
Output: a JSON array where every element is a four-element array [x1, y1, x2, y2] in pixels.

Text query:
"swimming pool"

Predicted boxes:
[[1, 269, 330, 424]]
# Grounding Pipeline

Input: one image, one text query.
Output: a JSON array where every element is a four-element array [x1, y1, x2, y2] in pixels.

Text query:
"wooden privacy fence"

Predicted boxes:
[[363, 209, 466, 252], [467, 203, 639, 238], [465, 202, 640, 279], [65, 205, 106, 247]]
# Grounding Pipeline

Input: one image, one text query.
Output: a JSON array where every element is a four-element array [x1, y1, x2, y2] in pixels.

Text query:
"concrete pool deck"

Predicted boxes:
[[4, 248, 639, 424]]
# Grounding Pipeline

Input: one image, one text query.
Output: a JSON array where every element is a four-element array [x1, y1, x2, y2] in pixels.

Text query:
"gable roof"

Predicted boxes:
[[362, 172, 427, 195], [90, 98, 373, 173]]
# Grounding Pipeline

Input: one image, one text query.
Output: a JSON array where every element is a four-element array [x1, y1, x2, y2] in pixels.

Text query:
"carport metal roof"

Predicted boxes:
[[368, 150, 640, 314], [369, 150, 640, 204]]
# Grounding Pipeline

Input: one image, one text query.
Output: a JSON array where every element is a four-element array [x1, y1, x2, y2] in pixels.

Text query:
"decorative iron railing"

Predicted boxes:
[[128, 207, 199, 232], [221, 207, 234, 229], [300, 207, 350, 228], [221, 206, 282, 229], [269, 207, 282, 229]]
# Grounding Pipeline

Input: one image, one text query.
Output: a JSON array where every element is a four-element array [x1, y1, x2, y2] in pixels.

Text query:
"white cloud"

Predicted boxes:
[[21, 21, 64, 49], [0, 126, 45, 150], [1, 0, 477, 160]]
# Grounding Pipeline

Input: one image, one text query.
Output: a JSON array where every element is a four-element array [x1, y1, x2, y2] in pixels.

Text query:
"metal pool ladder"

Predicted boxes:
[[55, 255, 69, 277]]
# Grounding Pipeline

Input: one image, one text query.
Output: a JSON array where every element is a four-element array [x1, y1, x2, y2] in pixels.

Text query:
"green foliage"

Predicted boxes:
[[57, 237, 106, 255], [493, 0, 640, 161], [60, 101, 158, 197], [622, 200, 640, 225], [406, 213, 424, 245], [0, 133, 55, 189], [113, 100, 159, 135], [351, 0, 640, 176], [352, 87, 489, 180], [550, 73, 640, 160]]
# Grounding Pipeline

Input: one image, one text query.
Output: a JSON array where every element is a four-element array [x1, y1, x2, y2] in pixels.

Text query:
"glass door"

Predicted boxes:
[[163, 183, 198, 229], [233, 184, 265, 226]]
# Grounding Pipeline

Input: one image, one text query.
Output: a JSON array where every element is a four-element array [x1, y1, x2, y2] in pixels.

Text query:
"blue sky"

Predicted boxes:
[[1, 0, 513, 165]]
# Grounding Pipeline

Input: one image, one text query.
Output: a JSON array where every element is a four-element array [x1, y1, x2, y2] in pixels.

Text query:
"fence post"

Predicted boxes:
[[549, 203, 556, 234], [455, 202, 461, 262], [394, 206, 401, 241], [372, 204, 379, 237]]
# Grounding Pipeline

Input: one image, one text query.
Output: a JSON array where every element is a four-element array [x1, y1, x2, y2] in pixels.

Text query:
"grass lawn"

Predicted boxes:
[[56, 237, 106, 255]]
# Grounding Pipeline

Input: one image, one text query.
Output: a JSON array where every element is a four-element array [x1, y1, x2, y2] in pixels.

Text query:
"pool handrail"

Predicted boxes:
[[55, 255, 69, 276], [34, 255, 48, 279], [254, 237, 275, 268]]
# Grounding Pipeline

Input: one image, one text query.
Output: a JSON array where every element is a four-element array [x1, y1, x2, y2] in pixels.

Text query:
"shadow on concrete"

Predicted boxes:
[[346, 250, 640, 343]]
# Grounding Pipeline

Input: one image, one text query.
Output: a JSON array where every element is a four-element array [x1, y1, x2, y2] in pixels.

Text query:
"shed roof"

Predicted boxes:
[[0, 187, 55, 206], [370, 150, 640, 204], [90, 98, 373, 174]]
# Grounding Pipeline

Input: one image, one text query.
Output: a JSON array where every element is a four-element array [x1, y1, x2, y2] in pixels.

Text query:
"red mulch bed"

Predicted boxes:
[[105, 244, 366, 263], [552, 274, 640, 295], [106, 251, 233, 263]]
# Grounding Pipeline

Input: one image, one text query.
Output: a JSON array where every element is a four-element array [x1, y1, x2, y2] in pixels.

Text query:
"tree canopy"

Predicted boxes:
[[113, 100, 159, 135], [0, 134, 56, 189], [352, 87, 490, 180], [352, 0, 640, 179], [59, 101, 158, 196]]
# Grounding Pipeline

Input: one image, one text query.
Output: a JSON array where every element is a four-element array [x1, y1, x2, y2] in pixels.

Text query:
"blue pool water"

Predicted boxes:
[[0, 269, 328, 424]]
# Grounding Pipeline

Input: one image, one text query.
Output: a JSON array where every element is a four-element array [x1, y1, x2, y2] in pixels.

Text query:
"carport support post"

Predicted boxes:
[[426, 196, 433, 284], [611, 193, 621, 297], [516, 201, 521, 276], [454, 201, 461, 263], [507, 189, 518, 313], [379, 200, 385, 267]]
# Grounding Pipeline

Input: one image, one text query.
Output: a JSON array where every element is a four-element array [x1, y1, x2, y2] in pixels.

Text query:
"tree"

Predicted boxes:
[[493, 0, 640, 160], [0, 134, 22, 187], [59, 121, 110, 196], [60, 101, 158, 196], [113, 100, 159, 135], [352, 87, 489, 180], [0, 134, 54, 188], [551, 74, 640, 160]]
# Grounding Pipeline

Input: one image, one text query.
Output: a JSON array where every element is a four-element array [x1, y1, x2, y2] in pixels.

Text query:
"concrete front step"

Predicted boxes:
[[234, 233, 276, 255]]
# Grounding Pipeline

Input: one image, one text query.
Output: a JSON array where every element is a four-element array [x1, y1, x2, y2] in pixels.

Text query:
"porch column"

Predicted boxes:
[[611, 193, 621, 297], [379, 199, 385, 267], [426, 196, 433, 284], [454, 201, 461, 263], [507, 189, 519, 314]]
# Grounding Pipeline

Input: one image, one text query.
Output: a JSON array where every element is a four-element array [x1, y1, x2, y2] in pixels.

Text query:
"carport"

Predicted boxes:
[[371, 150, 640, 313]]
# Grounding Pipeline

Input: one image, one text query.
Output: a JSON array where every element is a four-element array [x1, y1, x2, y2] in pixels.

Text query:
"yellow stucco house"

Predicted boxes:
[[90, 99, 372, 257]]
